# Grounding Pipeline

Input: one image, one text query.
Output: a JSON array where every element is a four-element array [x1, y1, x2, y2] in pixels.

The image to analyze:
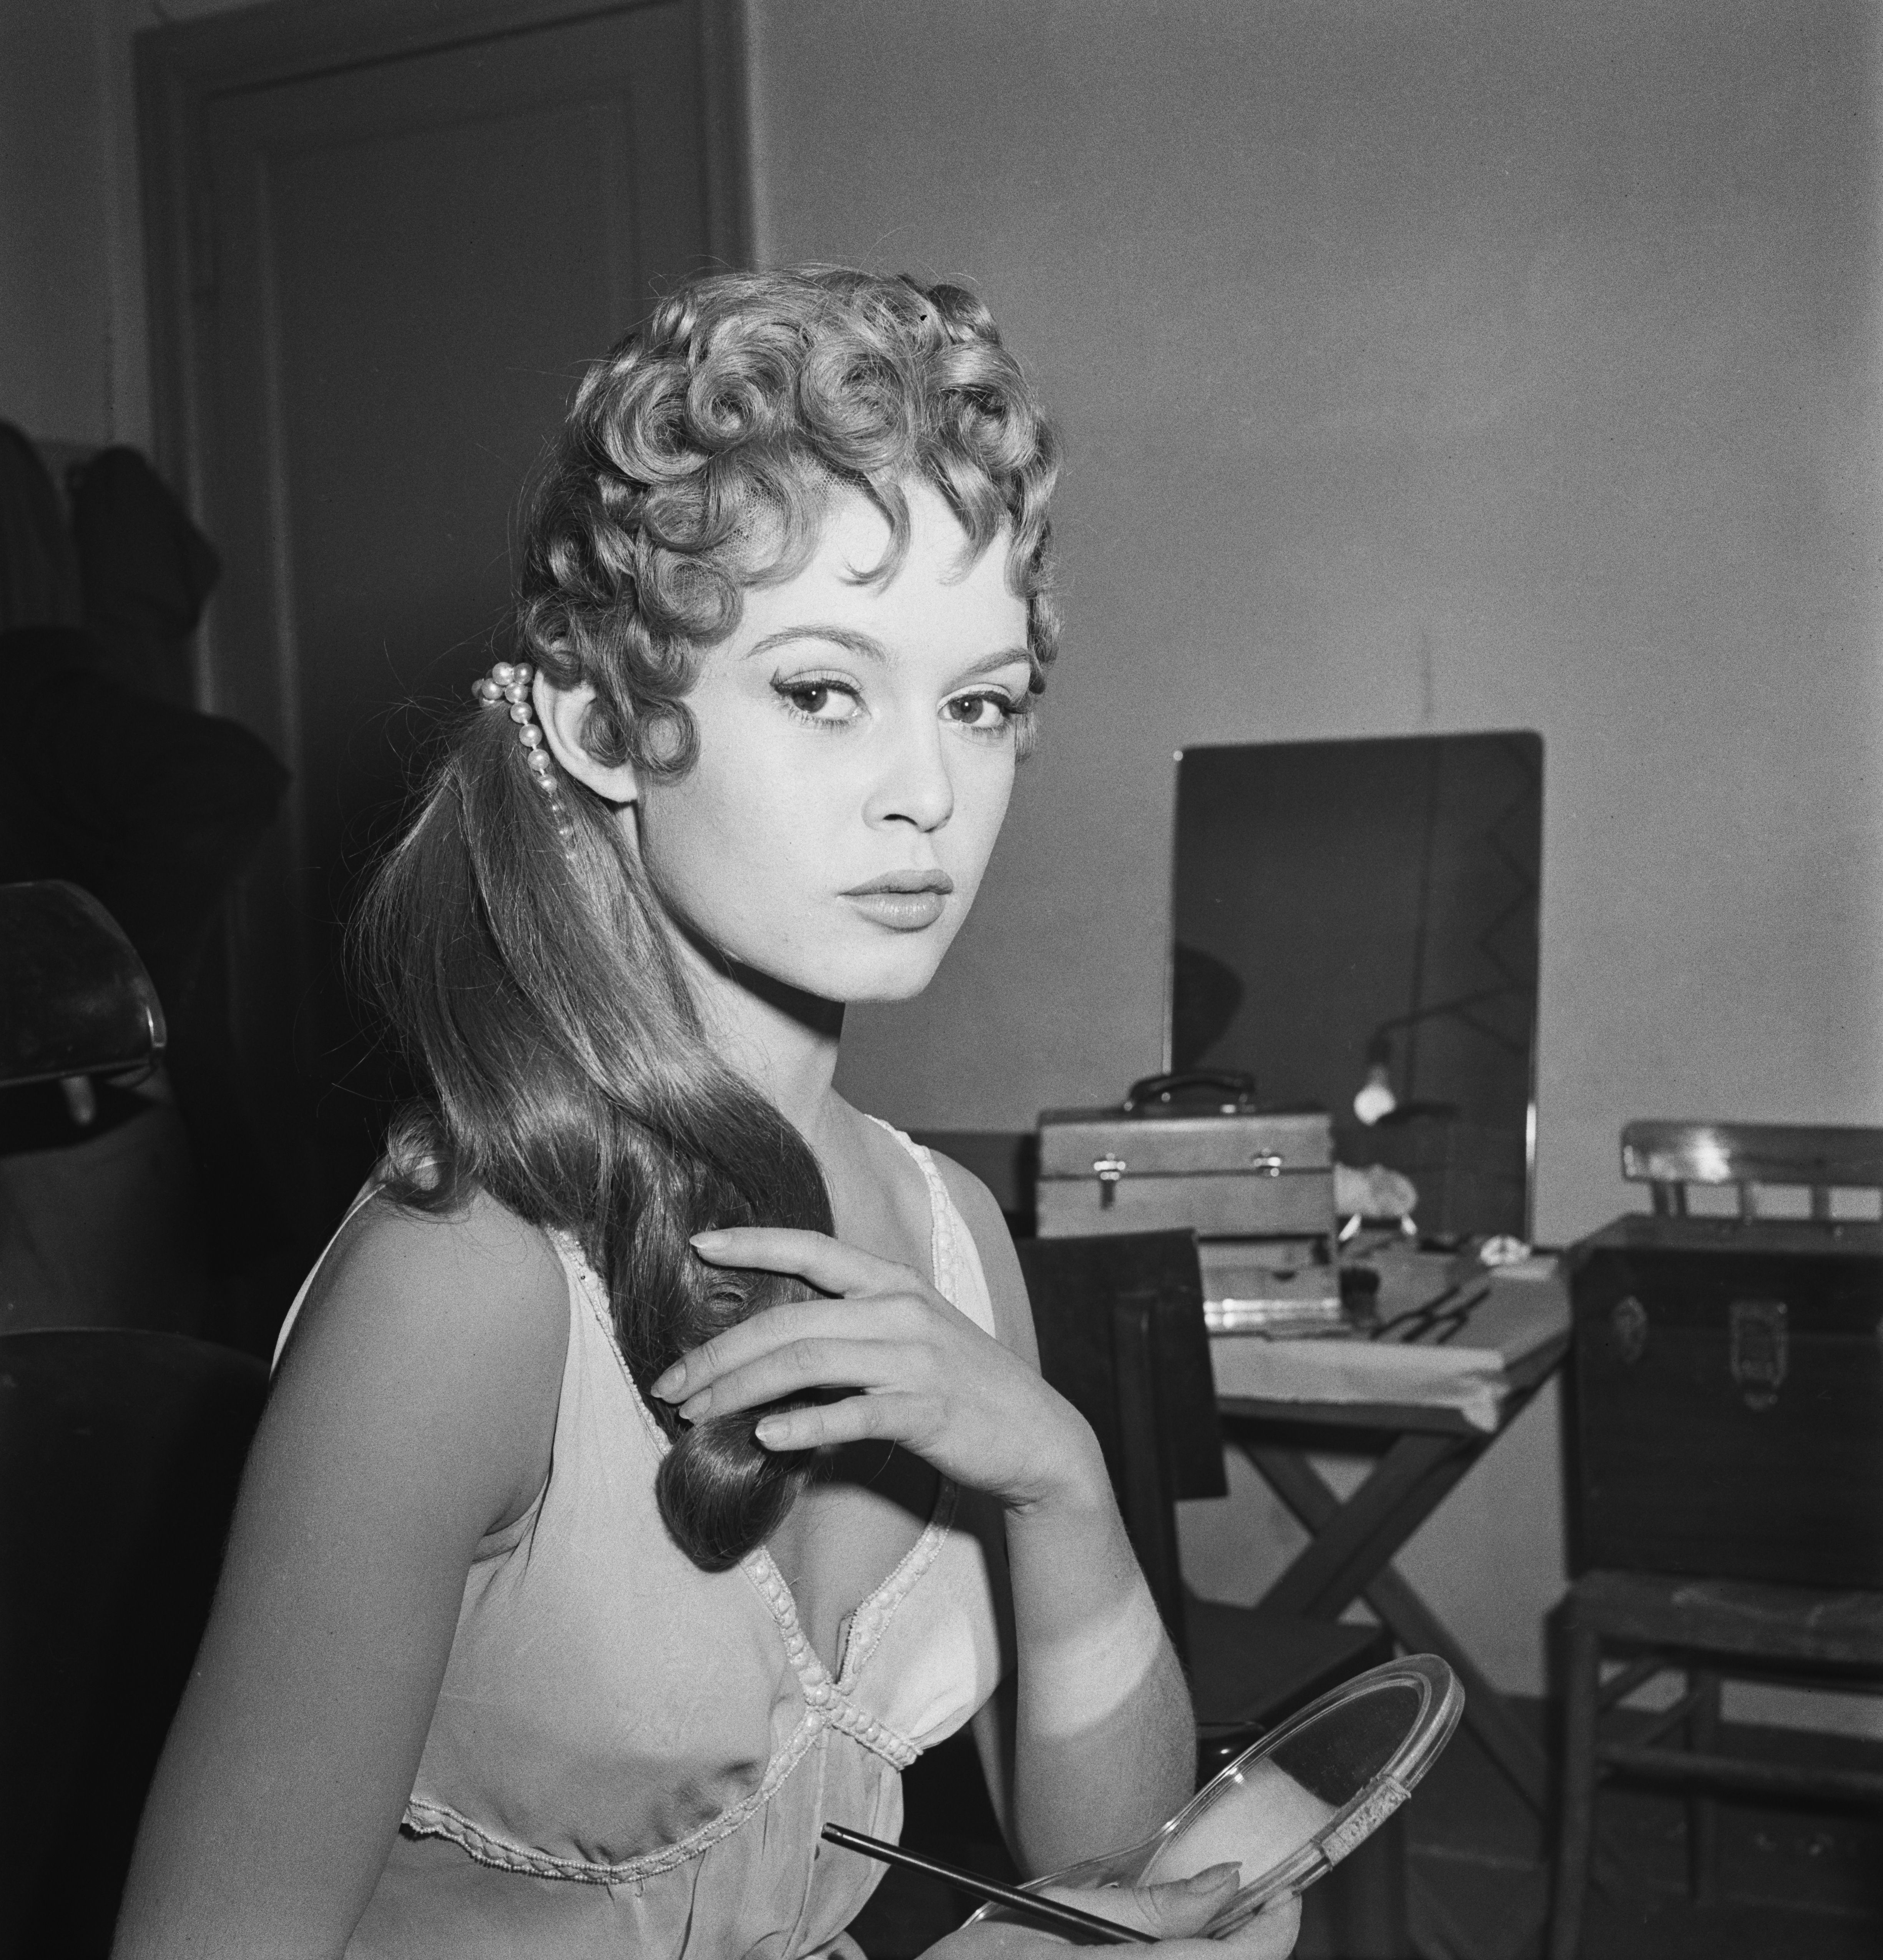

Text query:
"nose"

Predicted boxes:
[[863, 713, 954, 834]]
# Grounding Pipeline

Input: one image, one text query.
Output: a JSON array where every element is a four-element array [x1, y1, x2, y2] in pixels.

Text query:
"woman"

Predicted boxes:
[[115, 269, 1298, 1958]]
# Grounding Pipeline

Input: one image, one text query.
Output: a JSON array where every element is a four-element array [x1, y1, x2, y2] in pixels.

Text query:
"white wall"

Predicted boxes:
[[757, 0, 1883, 1249], [752, 0, 1883, 1703]]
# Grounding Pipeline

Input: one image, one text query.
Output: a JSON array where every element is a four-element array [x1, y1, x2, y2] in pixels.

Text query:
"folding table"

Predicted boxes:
[[1208, 1245, 1571, 1814]]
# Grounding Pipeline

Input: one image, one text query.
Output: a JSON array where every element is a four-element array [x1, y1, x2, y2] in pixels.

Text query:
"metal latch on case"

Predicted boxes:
[[1092, 1154, 1127, 1208], [1249, 1153, 1285, 1176], [1729, 1298, 1788, 1410]]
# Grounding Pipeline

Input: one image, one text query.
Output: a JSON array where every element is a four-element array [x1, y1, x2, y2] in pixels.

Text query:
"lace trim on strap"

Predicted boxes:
[[548, 1228, 674, 1459], [834, 1478, 959, 1691], [741, 1553, 925, 1771], [865, 1116, 958, 1307]]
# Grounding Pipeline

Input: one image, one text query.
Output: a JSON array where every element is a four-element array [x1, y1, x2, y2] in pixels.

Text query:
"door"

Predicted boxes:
[[146, 1, 740, 1240]]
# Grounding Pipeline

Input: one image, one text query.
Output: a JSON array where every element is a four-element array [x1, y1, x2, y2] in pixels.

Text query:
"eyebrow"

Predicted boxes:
[[745, 625, 1032, 678]]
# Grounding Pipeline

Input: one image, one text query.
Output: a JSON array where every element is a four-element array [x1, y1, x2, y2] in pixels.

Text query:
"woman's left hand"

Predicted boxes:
[[650, 1228, 1104, 1513]]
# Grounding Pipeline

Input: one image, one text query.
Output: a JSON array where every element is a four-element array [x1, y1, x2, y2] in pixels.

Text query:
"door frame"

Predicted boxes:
[[133, 0, 751, 1239], [135, 0, 752, 716]]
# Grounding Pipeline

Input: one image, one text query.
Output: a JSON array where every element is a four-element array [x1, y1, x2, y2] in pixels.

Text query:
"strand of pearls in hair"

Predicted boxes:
[[473, 660, 577, 848]]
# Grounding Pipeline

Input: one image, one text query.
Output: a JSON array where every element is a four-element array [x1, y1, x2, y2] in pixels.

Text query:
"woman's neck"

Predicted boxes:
[[675, 933, 851, 1155]]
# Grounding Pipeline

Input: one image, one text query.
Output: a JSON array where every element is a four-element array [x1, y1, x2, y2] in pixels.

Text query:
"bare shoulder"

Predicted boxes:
[[927, 1151, 1040, 1368], [288, 1186, 568, 1386], [113, 1190, 573, 1952], [273, 1187, 570, 1530]]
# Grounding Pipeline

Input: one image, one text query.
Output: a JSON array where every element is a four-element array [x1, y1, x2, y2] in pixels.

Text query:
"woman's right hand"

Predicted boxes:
[[919, 1866, 1302, 1958]]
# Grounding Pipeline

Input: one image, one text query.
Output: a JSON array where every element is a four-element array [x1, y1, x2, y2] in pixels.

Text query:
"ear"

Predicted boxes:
[[532, 672, 640, 804]]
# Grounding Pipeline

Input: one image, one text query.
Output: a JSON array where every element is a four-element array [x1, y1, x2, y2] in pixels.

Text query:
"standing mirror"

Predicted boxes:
[[1168, 732, 1543, 1241]]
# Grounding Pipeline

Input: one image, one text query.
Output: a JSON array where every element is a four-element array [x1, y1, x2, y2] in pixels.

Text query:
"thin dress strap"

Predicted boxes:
[[865, 1117, 997, 1339]]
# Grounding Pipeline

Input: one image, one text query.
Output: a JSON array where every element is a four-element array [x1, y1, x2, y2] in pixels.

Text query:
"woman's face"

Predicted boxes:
[[633, 480, 1034, 1005]]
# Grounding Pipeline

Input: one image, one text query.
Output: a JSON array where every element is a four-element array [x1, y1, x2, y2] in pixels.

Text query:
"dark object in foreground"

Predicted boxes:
[[822, 1823, 1150, 1944], [0, 1329, 268, 1957]]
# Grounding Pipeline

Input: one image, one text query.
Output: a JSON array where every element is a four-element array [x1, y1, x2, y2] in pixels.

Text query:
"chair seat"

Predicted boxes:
[[1, 1329, 268, 1956], [1187, 1598, 1391, 1732], [1569, 1569, 1883, 1671]]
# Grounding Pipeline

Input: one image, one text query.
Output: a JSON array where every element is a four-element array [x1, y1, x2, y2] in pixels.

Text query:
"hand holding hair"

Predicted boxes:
[[656, 1227, 1107, 1515]]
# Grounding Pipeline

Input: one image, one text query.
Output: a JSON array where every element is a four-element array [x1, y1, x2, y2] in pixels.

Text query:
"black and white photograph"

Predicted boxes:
[[1, 3, 1878, 1957]]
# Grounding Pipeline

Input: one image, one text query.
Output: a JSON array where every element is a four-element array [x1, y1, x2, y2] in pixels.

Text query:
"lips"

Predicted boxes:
[[841, 869, 954, 932]]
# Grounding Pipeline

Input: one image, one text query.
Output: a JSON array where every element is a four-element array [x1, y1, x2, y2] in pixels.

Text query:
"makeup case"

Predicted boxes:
[[1035, 1073, 1335, 1244]]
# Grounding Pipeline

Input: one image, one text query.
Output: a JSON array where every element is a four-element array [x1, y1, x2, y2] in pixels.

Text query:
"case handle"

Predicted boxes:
[[1122, 1070, 1257, 1114]]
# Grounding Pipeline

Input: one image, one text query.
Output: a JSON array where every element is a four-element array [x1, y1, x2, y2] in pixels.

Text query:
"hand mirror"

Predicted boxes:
[[969, 1655, 1463, 1940]]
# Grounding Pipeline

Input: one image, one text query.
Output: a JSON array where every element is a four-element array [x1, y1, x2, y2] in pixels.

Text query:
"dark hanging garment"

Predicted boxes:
[[2, 440, 297, 1344], [0, 423, 83, 637], [0, 627, 292, 1342], [70, 446, 223, 707], [0, 626, 287, 1009]]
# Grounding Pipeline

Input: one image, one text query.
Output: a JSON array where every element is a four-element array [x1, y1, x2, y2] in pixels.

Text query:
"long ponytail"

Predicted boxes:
[[361, 705, 832, 1570]]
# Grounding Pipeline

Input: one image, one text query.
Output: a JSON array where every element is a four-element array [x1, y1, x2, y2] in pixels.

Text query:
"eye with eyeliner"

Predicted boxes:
[[771, 671, 864, 728], [771, 670, 1033, 739], [943, 687, 1031, 736]]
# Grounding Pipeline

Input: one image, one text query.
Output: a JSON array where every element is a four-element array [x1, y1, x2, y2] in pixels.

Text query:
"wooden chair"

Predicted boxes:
[[0, 1329, 268, 1957], [1548, 1121, 1883, 1960]]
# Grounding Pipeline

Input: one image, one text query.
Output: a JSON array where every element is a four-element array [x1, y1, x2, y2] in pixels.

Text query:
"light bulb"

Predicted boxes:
[[1354, 1064, 1396, 1127]]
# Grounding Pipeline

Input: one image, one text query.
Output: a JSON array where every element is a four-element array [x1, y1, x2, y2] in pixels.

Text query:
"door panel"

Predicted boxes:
[[188, 3, 713, 1231]]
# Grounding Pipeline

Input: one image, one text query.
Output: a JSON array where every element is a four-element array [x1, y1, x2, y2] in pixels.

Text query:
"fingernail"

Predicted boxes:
[[650, 1364, 685, 1399], [754, 1416, 788, 1447], [680, 1389, 713, 1420], [1190, 1862, 1241, 1887], [690, 1229, 730, 1249]]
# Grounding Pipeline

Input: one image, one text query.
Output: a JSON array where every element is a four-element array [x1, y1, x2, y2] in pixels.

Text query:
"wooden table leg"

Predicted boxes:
[[1361, 1556, 1553, 1815], [1235, 1438, 1554, 1815], [1244, 1433, 1479, 1621]]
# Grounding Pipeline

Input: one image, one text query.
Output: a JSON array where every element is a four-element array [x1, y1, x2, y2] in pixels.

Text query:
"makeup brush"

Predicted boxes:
[[819, 1821, 1153, 1945]]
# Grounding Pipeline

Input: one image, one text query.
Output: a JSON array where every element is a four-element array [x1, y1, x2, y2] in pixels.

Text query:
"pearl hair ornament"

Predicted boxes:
[[473, 659, 577, 847]]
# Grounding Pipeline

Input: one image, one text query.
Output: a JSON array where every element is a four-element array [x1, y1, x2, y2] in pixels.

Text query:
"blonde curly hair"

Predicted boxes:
[[516, 266, 1061, 776]]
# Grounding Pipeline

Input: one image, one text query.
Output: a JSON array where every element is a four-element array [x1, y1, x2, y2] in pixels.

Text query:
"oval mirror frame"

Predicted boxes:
[[1180, 1653, 1463, 1934], [966, 1654, 1463, 1940]]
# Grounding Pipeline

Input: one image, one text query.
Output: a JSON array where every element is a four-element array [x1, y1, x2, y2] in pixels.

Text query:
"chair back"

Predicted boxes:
[[0, 1330, 266, 1956], [1015, 1230, 1226, 1658], [1622, 1119, 1883, 1223]]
